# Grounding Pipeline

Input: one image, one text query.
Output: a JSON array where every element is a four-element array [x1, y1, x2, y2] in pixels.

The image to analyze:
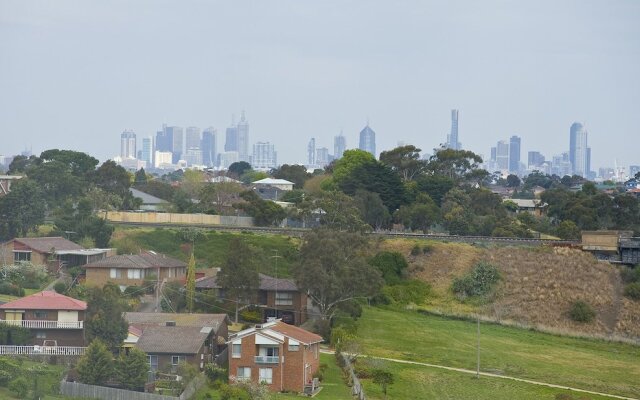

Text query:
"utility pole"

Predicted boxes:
[[476, 313, 480, 379]]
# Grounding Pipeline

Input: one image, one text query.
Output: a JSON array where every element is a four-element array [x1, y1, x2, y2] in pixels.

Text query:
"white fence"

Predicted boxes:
[[0, 345, 86, 356], [0, 319, 84, 329]]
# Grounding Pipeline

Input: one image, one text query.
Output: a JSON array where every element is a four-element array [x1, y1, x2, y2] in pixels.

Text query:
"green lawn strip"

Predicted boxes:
[[193, 353, 352, 400], [357, 306, 640, 398], [360, 361, 616, 400]]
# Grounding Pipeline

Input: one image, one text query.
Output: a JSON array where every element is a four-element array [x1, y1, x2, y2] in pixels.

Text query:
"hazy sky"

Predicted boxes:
[[1, 1, 639, 170]]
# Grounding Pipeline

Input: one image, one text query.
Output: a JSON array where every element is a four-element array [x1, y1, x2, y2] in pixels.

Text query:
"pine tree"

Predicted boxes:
[[116, 347, 149, 390], [77, 339, 114, 385]]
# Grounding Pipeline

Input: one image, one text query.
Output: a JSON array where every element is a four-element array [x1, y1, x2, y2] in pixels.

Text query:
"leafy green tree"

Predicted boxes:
[[27, 159, 84, 205], [39, 149, 99, 177], [116, 347, 149, 390], [272, 164, 311, 188], [228, 161, 252, 177], [216, 238, 260, 322], [395, 193, 440, 233], [134, 167, 148, 184], [372, 368, 394, 400], [280, 189, 305, 204], [92, 160, 140, 210], [77, 339, 114, 385], [415, 174, 455, 206], [8, 376, 28, 398], [369, 251, 408, 285], [336, 159, 406, 211], [426, 148, 483, 182], [133, 180, 176, 201], [310, 191, 369, 232], [506, 174, 521, 188], [172, 189, 194, 213], [379, 145, 427, 182], [0, 179, 45, 239], [235, 190, 286, 226], [8, 154, 39, 174], [239, 170, 268, 184], [354, 190, 391, 230], [85, 285, 128, 351], [331, 149, 376, 184], [294, 229, 383, 320], [556, 220, 580, 239]]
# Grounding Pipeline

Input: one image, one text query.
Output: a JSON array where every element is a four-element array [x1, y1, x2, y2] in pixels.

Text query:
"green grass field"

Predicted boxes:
[[356, 306, 640, 399], [112, 228, 299, 277]]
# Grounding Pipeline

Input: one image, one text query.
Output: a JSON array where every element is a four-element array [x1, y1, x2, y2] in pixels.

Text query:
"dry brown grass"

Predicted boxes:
[[379, 239, 640, 340]]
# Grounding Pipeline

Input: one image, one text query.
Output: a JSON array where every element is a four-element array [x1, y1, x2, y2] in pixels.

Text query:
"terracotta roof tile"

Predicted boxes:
[[269, 321, 322, 345], [0, 291, 86, 311]]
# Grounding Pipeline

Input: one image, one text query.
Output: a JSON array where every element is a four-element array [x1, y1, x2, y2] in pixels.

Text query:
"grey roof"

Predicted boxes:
[[130, 188, 168, 205], [12, 237, 84, 253], [195, 273, 298, 292], [135, 325, 210, 354], [252, 178, 294, 186], [124, 312, 228, 333], [83, 251, 186, 270]]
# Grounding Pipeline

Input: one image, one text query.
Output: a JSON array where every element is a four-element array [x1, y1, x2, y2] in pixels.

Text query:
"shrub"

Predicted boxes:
[[239, 308, 262, 323], [54, 282, 67, 294], [204, 363, 227, 383], [124, 286, 143, 299], [422, 244, 433, 254], [369, 251, 409, 285], [623, 282, 640, 300], [382, 280, 431, 305], [410, 244, 421, 256], [569, 301, 596, 323], [8, 376, 28, 398], [451, 261, 500, 299], [0, 370, 12, 387], [620, 267, 640, 284], [0, 282, 25, 297]]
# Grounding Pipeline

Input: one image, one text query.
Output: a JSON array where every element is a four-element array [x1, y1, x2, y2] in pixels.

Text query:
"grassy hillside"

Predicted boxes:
[[111, 227, 299, 277], [356, 306, 640, 399], [378, 239, 640, 339]]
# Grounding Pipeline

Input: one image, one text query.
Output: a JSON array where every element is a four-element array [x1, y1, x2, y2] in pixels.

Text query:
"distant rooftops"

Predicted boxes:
[[0, 291, 87, 311], [83, 251, 187, 270], [130, 188, 168, 205], [123, 312, 229, 332], [195, 273, 298, 292], [252, 178, 294, 186]]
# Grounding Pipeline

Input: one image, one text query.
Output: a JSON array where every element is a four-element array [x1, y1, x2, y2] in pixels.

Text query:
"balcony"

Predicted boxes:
[[0, 319, 83, 329], [254, 355, 280, 364], [0, 345, 86, 356]]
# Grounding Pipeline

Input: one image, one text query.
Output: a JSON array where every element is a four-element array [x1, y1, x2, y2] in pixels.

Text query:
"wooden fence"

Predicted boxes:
[[59, 375, 205, 400], [104, 211, 254, 227], [340, 353, 366, 400]]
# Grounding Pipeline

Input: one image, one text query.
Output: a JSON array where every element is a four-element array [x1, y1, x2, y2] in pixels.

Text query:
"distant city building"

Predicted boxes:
[[252, 142, 277, 170], [334, 133, 346, 159], [307, 138, 316, 165], [184, 148, 203, 166], [630, 165, 640, 178], [120, 130, 136, 159], [509, 135, 521, 174], [569, 122, 590, 177], [316, 147, 329, 168], [167, 126, 184, 163], [495, 140, 509, 171], [141, 137, 153, 167], [445, 109, 461, 150], [155, 125, 172, 153], [154, 151, 173, 169], [201, 127, 217, 168], [219, 151, 240, 169], [185, 127, 201, 151], [551, 152, 572, 177], [359, 124, 376, 157], [237, 111, 250, 162], [599, 167, 616, 181], [528, 151, 545, 169]]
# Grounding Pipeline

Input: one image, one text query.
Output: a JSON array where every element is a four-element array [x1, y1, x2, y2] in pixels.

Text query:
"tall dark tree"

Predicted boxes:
[[294, 229, 383, 320], [272, 164, 311, 189], [235, 190, 287, 226], [426, 149, 484, 182], [85, 284, 128, 351], [134, 167, 148, 184], [39, 149, 99, 177], [227, 161, 252, 178], [354, 190, 391, 230], [76, 339, 114, 385], [395, 193, 440, 233], [216, 237, 260, 322], [0, 179, 45, 239]]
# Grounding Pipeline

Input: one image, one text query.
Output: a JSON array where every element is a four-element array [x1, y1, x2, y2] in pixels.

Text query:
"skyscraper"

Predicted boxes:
[[528, 151, 545, 169], [160, 126, 183, 163], [120, 130, 136, 159], [155, 124, 172, 153], [201, 127, 217, 168], [237, 111, 250, 163], [224, 116, 238, 153], [359, 124, 376, 157], [316, 147, 329, 167], [509, 135, 521, 174], [334, 132, 346, 159], [496, 140, 509, 171], [570, 122, 589, 177], [307, 138, 316, 165], [252, 142, 277, 169], [446, 109, 460, 150], [185, 127, 201, 150], [141, 136, 153, 166]]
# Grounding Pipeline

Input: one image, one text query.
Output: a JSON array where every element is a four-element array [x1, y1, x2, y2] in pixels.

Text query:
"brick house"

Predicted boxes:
[[123, 312, 230, 374], [228, 321, 323, 393], [195, 273, 309, 326], [83, 251, 186, 291], [0, 291, 86, 346]]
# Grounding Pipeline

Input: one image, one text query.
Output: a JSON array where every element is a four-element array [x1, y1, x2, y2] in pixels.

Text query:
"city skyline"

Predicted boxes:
[[1, 1, 639, 170]]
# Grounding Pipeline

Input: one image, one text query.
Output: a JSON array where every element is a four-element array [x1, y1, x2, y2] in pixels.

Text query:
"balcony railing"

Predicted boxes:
[[0, 345, 86, 356], [0, 319, 83, 329], [254, 355, 280, 364]]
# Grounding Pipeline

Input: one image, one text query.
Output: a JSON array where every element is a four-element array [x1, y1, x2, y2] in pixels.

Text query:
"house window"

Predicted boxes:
[[232, 343, 241, 358], [259, 368, 273, 384], [275, 292, 293, 306], [171, 355, 185, 366], [34, 311, 48, 319], [36, 331, 46, 339], [13, 251, 31, 262], [237, 367, 251, 380], [128, 268, 142, 280], [288, 342, 299, 352], [110, 268, 123, 279], [148, 355, 158, 371]]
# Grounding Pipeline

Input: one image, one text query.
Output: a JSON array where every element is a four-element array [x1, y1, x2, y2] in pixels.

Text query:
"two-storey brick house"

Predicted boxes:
[[228, 321, 323, 393], [0, 291, 86, 346]]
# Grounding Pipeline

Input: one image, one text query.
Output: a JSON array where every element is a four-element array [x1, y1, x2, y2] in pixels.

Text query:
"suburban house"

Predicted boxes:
[[0, 175, 22, 196], [504, 198, 548, 217], [251, 178, 294, 201], [130, 188, 169, 211], [0, 291, 86, 346], [0, 237, 110, 271], [228, 321, 323, 393], [123, 312, 230, 374], [83, 251, 187, 290], [195, 273, 309, 325]]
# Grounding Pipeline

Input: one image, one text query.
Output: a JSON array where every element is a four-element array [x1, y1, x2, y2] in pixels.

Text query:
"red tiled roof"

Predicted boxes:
[[12, 237, 84, 253], [269, 321, 323, 345], [0, 291, 86, 311]]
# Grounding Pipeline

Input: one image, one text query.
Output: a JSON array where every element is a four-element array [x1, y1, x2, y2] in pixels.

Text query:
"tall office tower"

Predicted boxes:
[[446, 109, 460, 150], [155, 124, 172, 153], [201, 127, 217, 168], [307, 138, 316, 165], [219, 151, 239, 169], [490, 147, 497, 162], [185, 127, 201, 150], [570, 122, 589, 177], [184, 148, 203, 166], [166, 126, 183, 163], [252, 142, 277, 169], [237, 111, 250, 162], [496, 140, 510, 171], [528, 151, 545, 168], [359, 124, 376, 157], [316, 147, 330, 167], [334, 132, 346, 159], [120, 130, 136, 159], [509, 135, 521, 174], [141, 136, 153, 166], [224, 117, 238, 153]]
